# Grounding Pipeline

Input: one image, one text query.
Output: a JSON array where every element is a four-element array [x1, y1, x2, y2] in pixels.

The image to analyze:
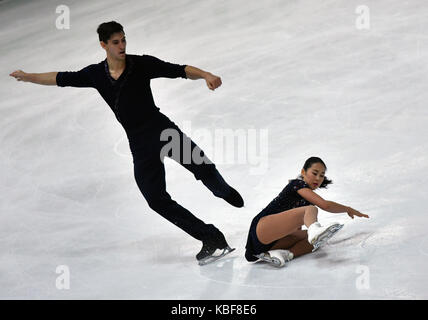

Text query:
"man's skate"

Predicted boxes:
[[197, 245, 235, 266], [254, 249, 294, 268], [196, 228, 235, 266], [223, 186, 244, 208], [308, 222, 344, 252]]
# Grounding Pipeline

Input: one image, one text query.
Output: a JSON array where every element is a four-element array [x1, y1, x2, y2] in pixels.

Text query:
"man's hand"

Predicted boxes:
[[184, 66, 222, 91], [204, 73, 222, 91], [9, 70, 29, 82], [9, 70, 57, 85], [347, 207, 370, 219]]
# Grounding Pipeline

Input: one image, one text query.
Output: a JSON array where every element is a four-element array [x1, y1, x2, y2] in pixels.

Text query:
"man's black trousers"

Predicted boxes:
[[128, 112, 231, 242]]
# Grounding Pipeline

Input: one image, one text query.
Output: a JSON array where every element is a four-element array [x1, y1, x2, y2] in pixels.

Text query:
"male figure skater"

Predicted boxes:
[[9, 21, 244, 265]]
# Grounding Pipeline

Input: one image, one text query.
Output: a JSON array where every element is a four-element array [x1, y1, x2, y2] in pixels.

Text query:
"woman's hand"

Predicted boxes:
[[347, 207, 369, 219]]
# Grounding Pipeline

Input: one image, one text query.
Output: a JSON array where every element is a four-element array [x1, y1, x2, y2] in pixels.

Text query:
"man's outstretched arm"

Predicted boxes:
[[184, 65, 222, 91], [9, 70, 57, 86]]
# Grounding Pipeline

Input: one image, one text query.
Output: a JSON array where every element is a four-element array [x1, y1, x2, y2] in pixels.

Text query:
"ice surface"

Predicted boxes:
[[1, 0, 427, 299]]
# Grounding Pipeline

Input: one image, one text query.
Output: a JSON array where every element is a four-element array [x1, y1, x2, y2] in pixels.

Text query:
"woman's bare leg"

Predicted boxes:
[[256, 205, 318, 245], [270, 229, 313, 258]]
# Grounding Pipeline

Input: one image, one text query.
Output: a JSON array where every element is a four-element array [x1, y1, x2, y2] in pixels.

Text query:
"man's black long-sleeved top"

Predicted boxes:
[[56, 54, 187, 137]]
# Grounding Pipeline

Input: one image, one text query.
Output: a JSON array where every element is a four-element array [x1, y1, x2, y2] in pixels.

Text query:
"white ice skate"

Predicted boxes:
[[307, 222, 344, 252], [254, 249, 294, 268]]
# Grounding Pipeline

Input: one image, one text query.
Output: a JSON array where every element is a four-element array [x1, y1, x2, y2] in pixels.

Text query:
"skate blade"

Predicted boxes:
[[254, 253, 283, 268], [198, 246, 236, 266], [312, 224, 344, 252]]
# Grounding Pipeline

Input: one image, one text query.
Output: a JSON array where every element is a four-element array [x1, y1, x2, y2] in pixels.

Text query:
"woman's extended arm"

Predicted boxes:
[[297, 188, 369, 219]]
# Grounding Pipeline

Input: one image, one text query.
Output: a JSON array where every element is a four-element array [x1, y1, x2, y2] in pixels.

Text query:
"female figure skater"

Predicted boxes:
[[245, 157, 369, 267]]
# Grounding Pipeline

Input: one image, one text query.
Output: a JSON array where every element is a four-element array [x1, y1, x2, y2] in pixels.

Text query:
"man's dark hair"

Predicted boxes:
[[97, 21, 124, 43]]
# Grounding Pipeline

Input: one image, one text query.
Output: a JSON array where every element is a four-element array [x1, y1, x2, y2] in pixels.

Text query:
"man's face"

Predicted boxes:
[[101, 31, 126, 60]]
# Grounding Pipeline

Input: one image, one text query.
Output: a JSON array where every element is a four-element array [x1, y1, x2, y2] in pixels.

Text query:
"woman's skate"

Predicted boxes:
[[254, 249, 294, 268], [308, 222, 344, 252]]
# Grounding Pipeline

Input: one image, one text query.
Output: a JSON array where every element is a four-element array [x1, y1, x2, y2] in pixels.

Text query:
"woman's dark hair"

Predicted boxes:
[[298, 156, 333, 188], [97, 21, 124, 43]]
